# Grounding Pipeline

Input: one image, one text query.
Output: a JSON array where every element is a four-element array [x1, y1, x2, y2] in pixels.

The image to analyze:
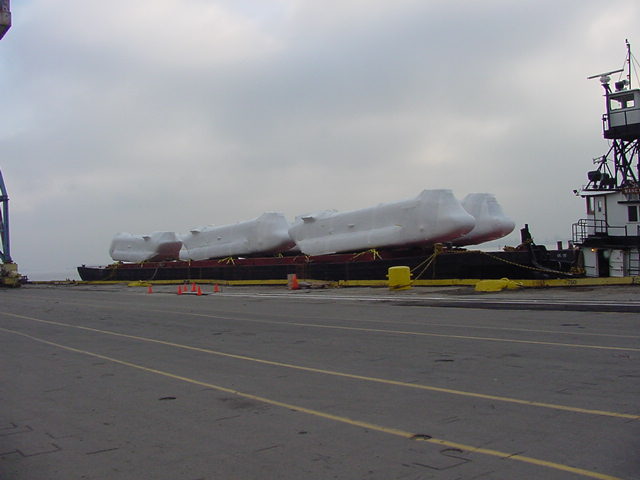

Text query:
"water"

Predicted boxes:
[[23, 268, 81, 282]]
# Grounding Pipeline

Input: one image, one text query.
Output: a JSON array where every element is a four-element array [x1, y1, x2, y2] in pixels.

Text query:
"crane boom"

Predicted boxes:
[[0, 0, 10, 40], [0, 0, 10, 263], [0, 171, 11, 263], [0, 0, 19, 285]]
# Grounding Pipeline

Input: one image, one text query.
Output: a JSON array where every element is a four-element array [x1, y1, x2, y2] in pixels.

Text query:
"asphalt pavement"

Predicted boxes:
[[0, 283, 638, 479]]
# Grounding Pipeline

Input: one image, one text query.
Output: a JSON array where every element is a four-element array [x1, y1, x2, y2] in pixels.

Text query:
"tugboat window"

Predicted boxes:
[[609, 93, 635, 110], [628, 205, 638, 222], [586, 197, 594, 214]]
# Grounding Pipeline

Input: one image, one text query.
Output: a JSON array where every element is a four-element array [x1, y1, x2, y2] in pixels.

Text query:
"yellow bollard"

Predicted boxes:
[[387, 266, 412, 290]]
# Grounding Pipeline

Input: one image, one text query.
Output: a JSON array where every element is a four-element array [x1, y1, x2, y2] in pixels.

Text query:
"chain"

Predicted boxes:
[[478, 250, 572, 276], [409, 247, 573, 279]]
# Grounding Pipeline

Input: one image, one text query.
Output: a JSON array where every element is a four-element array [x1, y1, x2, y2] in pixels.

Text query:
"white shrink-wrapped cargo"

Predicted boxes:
[[289, 189, 476, 256], [109, 232, 182, 262], [180, 212, 294, 261], [452, 193, 515, 246]]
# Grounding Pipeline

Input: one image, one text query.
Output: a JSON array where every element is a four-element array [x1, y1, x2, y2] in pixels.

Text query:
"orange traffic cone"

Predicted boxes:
[[191, 282, 197, 292], [196, 286, 203, 296], [177, 286, 182, 295], [214, 284, 220, 293], [147, 285, 153, 294], [289, 274, 299, 290]]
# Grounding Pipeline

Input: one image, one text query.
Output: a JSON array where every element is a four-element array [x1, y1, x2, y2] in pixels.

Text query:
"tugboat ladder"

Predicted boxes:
[[628, 249, 640, 276]]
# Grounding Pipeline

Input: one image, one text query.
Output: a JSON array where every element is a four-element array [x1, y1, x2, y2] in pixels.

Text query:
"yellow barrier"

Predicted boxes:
[[387, 266, 412, 290], [474, 278, 522, 292]]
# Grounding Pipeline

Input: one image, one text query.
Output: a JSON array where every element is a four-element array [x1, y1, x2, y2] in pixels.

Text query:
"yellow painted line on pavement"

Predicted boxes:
[[8, 293, 640, 340], [1, 311, 637, 420], [31, 274, 640, 288], [144, 305, 640, 353], [5, 295, 638, 353], [0, 325, 625, 480], [242, 318, 640, 352]]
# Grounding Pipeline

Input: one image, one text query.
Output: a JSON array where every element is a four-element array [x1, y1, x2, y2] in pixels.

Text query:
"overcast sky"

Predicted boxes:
[[0, 0, 638, 279]]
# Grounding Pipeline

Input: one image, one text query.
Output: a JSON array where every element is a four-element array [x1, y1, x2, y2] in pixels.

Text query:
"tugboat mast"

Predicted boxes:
[[626, 38, 632, 89], [584, 40, 640, 191]]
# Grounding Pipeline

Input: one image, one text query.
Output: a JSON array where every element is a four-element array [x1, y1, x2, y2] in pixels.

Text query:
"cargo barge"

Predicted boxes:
[[78, 227, 578, 282]]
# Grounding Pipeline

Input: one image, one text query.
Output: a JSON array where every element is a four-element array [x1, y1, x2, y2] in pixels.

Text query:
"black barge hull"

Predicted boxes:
[[77, 246, 578, 282]]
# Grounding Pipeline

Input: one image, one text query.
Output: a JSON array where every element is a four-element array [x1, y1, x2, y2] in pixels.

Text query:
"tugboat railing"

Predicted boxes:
[[571, 218, 634, 244], [603, 106, 640, 133]]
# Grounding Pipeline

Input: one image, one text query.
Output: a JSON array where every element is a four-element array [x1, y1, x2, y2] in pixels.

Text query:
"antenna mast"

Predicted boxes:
[[626, 39, 632, 88]]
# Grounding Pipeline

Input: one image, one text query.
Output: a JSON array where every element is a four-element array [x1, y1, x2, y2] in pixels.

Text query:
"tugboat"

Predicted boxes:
[[572, 40, 640, 277]]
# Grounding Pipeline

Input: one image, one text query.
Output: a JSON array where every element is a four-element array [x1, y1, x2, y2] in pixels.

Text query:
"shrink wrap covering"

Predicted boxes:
[[180, 212, 294, 261], [452, 193, 515, 246], [288, 189, 476, 256], [110, 232, 182, 262]]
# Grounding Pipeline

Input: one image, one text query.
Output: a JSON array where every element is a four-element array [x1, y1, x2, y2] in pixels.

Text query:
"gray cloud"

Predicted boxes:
[[0, 0, 637, 278]]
